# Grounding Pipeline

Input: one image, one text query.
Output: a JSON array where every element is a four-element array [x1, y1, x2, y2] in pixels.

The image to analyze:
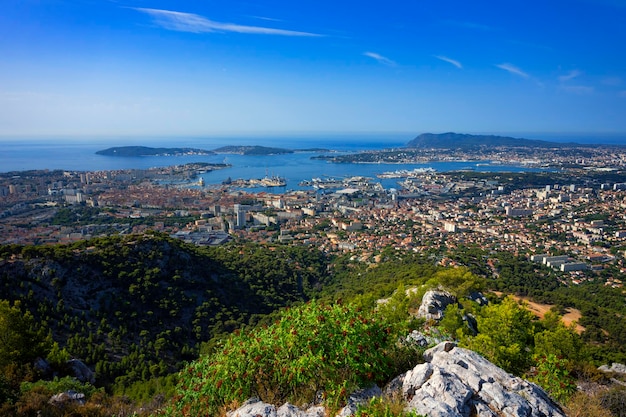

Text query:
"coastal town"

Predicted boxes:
[[2, 142, 626, 289]]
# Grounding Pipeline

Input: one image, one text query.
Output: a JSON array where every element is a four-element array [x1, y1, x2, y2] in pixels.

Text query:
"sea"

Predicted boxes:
[[2, 132, 625, 192]]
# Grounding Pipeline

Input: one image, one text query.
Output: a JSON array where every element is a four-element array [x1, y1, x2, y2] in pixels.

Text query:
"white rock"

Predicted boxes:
[[416, 290, 457, 321]]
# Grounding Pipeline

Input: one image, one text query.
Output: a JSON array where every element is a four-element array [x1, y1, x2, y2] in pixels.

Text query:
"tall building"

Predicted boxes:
[[236, 209, 246, 228]]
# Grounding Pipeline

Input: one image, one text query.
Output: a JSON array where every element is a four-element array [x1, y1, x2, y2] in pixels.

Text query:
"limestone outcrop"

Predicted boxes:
[[415, 290, 457, 321], [398, 342, 567, 417]]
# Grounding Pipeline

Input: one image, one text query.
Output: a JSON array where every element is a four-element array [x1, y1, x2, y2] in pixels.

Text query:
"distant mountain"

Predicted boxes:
[[406, 132, 578, 149], [212, 145, 294, 155], [96, 146, 214, 157]]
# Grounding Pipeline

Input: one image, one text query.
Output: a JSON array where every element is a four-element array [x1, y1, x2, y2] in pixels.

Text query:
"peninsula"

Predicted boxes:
[[95, 146, 214, 157], [406, 132, 582, 149]]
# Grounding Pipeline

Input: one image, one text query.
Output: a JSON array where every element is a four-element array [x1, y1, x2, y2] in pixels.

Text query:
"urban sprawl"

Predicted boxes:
[[2, 144, 626, 289]]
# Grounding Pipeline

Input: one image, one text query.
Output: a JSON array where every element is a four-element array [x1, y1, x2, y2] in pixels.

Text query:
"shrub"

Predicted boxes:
[[598, 386, 626, 417], [163, 301, 406, 416], [527, 354, 576, 404], [461, 296, 535, 375], [20, 376, 100, 399], [565, 391, 612, 417], [354, 396, 425, 417]]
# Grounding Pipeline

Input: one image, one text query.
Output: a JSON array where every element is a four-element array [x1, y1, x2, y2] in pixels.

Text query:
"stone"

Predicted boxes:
[[416, 290, 457, 321], [34, 357, 52, 377], [467, 291, 489, 306], [277, 402, 325, 417], [336, 385, 382, 416], [229, 398, 277, 417], [423, 340, 457, 362], [229, 398, 326, 417], [49, 390, 86, 407], [598, 362, 626, 375], [67, 359, 95, 384], [463, 313, 478, 336], [404, 330, 429, 347]]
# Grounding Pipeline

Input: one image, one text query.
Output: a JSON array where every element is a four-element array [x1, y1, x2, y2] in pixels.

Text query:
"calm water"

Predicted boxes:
[[1, 133, 624, 192]]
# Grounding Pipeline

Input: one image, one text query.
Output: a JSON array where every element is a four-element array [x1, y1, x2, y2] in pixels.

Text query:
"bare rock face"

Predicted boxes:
[[416, 290, 457, 321], [399, 342, 567, 417]]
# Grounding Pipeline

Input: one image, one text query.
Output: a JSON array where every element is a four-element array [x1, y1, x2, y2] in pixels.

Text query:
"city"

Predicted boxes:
[[2, 144, 626, 289]]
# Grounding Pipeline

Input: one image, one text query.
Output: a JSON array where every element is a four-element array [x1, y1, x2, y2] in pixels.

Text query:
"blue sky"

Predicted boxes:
[[2, 0, 626, 138]]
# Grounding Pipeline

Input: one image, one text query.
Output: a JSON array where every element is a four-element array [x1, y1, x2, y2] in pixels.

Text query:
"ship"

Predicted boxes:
[[311, 177, 344, 189], [260, 175, 286, 187]]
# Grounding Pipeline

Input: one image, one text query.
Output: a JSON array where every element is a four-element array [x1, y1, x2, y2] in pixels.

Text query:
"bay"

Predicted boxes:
[[3, 132, 622, 192]]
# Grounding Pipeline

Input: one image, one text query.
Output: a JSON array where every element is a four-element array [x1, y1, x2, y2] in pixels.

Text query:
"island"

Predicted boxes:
[[212, 145, 293, 155], [96, 146, 214, 157]]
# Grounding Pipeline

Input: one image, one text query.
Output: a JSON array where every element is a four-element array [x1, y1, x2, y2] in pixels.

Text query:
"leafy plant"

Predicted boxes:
[[164, 301, 406, 416], [527, 354, 576, 403]]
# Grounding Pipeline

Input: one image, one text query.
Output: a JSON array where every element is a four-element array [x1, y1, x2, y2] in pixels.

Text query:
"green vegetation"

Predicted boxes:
[[0, 234, 328, 412], [527, 354, 577, 403], [354, 397, 425, 417], [0, 236, 625, 415], [164, 301, 420, 416], [461, 297, 536, 375]]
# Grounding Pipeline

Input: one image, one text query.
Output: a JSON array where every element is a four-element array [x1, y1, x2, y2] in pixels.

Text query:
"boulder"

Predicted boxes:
[[467, 291, 489, 306], [463, 313, 478, 336], [67, 359, 95, 384], [34, 357, 53, 377], [336, 385, 382, 416], [49, 390, 86, 408], [228, 398, 325, 417], [598, 363, 626, 375], [416, 290, 457, 321], [403, 330, 429, 348], [396, 342, 567, 417]]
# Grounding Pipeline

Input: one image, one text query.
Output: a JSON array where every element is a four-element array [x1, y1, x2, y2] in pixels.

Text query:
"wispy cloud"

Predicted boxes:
[[558, 69, 582, 82], [434, 55, 462, 69], [559, 85, 595, 94], [247, 15, 283, 23], [496, 63, 530, 79], [363, 52, 396, 66], [134, 8, 321, 37]]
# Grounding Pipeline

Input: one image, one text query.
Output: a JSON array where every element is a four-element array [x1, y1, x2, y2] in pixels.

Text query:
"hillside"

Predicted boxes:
[[0, 234, 327, 388], [406, 132, 576, 149], [1, 240, 626, 416]]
